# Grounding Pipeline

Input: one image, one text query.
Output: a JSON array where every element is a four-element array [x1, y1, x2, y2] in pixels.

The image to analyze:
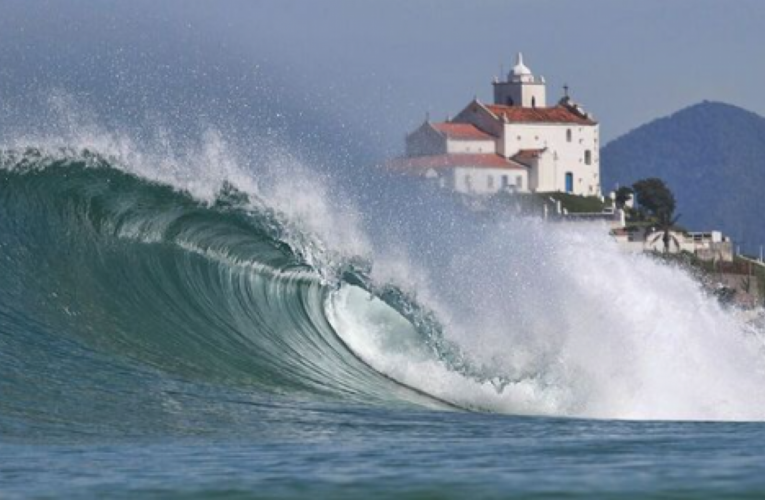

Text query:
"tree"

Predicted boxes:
[[657, 212, 683, 253], [614, 186, 634, 209], [632, 178, 680, 253], [632, 178, 676, 222]]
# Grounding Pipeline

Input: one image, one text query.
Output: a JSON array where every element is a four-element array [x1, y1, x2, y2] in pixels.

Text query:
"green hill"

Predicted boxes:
[[602, 101, 765, 252]]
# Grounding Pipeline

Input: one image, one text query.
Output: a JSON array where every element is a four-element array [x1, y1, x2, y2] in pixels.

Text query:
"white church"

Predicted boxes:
[[394, 53, 601, 197]]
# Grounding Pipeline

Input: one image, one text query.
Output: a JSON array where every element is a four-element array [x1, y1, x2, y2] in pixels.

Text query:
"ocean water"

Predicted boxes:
[[2, 139, 765, 499]]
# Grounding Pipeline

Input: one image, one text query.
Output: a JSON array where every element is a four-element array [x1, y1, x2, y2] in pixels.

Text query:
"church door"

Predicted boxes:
[[565, 173, 574, 193]]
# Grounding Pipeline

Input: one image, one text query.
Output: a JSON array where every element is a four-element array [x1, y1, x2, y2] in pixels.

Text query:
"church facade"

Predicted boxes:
[[396, 54, 601, 197]]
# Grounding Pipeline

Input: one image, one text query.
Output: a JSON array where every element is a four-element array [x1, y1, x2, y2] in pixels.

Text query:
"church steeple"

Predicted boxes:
[[511, 52, 533, 82], [493, 52, 547, 108]]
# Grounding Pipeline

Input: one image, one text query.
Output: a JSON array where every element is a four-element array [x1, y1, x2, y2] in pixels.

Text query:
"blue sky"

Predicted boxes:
[[0, 0, 762, 156]]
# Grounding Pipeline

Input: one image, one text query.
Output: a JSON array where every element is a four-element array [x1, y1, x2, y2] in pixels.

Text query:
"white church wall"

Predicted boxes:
[[453, 104, 503, 141], [452, 167, 528, 195], [532, 154, 558, 193], [503, 123, 600, 196], [445, 138, 496, 154], [493, 82, 546, 108]]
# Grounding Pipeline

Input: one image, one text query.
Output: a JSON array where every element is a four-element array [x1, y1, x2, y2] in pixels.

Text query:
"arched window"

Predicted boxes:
[[584, 150, 592, 165], [566, 129, 572, 142]]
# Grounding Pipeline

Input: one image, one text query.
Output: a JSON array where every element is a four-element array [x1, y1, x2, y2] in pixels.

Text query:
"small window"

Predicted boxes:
[[566, 129, 572, 142], [487, 176, 494, 189], [531, 97, 537, 108], [516, 176, 523, 190], [584, 150, 592, 165], [501, 175, 509, 188], [464, 175, 472, 192]]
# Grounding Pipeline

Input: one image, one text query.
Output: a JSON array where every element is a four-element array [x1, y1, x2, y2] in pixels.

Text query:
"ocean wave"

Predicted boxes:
[[0, 150, 463, 437], [2, 146, 765, 431]]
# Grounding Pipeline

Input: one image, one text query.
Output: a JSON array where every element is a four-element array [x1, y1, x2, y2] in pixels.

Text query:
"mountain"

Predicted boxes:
[[602, 101, 765, 253]]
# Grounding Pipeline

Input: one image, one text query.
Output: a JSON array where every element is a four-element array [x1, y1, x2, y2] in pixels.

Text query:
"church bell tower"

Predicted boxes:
[[492, 53, 547, 108]]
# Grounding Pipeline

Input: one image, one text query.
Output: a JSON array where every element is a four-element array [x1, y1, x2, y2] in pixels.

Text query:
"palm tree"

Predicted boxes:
[[657, 212, 682, 253]]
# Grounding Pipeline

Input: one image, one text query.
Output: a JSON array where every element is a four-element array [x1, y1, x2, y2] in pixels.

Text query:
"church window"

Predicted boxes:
[[566, 129, 572, 142], [585, 150, 592, 165]]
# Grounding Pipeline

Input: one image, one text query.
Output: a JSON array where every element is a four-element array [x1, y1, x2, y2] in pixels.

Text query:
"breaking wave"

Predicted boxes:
[[2, 144, 765, 434]]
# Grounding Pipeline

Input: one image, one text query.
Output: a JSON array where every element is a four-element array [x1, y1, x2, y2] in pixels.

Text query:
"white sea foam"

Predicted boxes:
[[331, 217, 765, 421]]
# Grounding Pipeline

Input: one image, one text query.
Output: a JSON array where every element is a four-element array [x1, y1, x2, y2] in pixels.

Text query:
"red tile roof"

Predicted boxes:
[[513, 148, 546, 163], [486, 104, 597, 125], [431, 122, 494, 140], [389, 154, 528, 171]]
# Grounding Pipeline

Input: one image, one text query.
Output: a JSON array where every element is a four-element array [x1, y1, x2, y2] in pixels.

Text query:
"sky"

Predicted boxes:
[[0, 0, 763, 158]]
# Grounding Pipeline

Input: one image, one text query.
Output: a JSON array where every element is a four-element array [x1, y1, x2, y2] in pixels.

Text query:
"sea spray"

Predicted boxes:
[[2, 116, 765, 423]]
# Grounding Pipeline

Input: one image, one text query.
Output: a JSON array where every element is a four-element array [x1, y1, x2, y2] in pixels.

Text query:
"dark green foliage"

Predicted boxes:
[[545, 192, 608, 213], [487, 191, 608, 216], [631, 178, 676, 221], [602, 101, 765, 252], [614, 186, 633, 209], [631, 177, 680, 252]]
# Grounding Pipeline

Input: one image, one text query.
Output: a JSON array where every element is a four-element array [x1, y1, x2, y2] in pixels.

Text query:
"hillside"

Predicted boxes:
[[602, 101, 765, 252]]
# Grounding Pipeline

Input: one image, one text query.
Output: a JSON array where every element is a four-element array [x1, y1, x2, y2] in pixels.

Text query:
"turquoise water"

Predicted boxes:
[[2, 149, 765, 498]]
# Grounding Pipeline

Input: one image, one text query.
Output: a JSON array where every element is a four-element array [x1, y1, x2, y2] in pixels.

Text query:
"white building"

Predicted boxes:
[[612, 228, 734, 261], [393, 53, 601, 197]]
